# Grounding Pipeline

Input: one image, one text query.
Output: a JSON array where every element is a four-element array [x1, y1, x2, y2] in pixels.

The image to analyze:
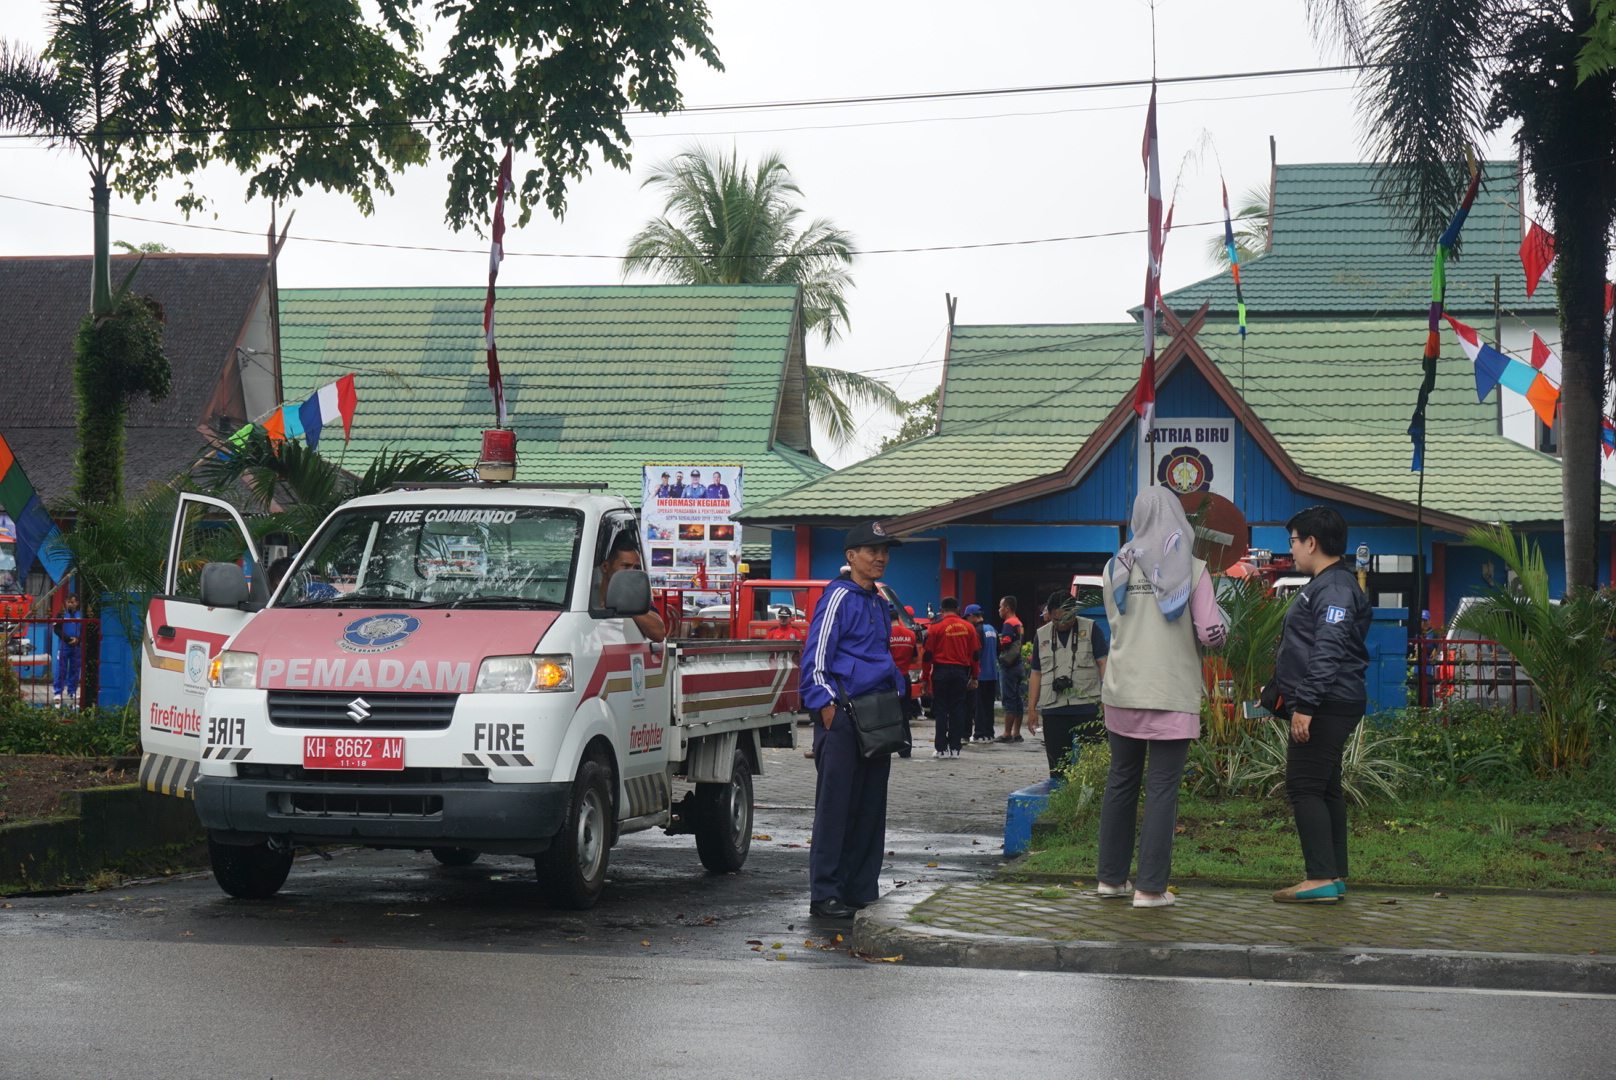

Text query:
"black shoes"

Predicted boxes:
[[809, 898, 857, 919]]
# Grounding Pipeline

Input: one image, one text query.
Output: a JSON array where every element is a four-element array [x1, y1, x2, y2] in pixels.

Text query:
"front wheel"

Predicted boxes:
[[535, 758, 613, 909], [208, 837, 294, 899], [693, 750, 753, 873]]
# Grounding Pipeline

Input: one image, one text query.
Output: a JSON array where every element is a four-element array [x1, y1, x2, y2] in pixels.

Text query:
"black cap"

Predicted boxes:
[[844, 521, 902, 549]]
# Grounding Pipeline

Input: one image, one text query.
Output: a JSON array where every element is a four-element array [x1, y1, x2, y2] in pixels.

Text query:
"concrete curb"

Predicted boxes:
[[852, 885, 1616, 994], [0, 784, 204, 893]]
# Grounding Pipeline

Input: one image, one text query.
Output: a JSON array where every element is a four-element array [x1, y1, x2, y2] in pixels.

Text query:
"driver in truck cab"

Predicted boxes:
[[598, 533, 666, 642]]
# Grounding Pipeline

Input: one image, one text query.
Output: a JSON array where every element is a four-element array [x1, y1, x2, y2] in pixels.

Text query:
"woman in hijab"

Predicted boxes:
[[1096, 487, 1226, 908]]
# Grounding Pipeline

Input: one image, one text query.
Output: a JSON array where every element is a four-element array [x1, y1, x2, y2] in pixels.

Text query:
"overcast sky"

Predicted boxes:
[[0, 0, 1518, 466]]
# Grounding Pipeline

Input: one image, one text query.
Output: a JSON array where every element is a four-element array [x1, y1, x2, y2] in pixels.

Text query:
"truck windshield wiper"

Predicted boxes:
[[278, 595, 429, 608], [420, 595, 561, 610]]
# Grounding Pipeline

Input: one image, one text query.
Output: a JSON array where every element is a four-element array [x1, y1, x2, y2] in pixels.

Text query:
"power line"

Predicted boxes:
[[0, 62, 1380, 142], [0, 176, 1521, 262]]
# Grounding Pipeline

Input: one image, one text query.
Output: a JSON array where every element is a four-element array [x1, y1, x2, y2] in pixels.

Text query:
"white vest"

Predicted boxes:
[[1100, 557, 1207, 714], [1034, 617, 1103, 711]]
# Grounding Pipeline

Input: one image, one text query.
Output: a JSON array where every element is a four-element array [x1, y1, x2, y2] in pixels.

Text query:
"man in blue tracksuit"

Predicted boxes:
[[799, 521, 905, 920]]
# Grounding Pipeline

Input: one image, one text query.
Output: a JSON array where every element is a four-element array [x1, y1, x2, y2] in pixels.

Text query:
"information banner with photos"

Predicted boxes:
[[641, 464, 743, 602], [1136, 418, 1236, 500]]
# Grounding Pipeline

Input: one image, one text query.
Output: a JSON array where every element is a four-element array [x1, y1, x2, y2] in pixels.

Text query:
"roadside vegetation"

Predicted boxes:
[[1033, 525, 1616, 892]]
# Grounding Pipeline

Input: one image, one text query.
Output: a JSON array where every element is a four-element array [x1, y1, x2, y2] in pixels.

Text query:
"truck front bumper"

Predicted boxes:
[[195, 775, 573, 855]]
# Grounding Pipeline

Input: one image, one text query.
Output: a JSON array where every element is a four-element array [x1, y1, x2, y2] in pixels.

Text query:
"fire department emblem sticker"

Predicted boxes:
[[340, 613, 421, 652]]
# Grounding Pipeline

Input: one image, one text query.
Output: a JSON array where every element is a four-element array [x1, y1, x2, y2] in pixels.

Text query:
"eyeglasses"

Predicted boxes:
[[1288, 535, 1304, 545]]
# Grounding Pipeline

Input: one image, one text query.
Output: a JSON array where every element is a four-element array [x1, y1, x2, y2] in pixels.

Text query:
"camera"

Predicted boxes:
[[1051, 675, 1073, 694]]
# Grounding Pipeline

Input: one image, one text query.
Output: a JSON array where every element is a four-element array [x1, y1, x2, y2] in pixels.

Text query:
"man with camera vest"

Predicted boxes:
[[1027, 590, 1108, 778]]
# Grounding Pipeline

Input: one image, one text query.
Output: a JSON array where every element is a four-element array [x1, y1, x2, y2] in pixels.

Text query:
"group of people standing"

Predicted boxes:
[[797, 490, 1372, 919]]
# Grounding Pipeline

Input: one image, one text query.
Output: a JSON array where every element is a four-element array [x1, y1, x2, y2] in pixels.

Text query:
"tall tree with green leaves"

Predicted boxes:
[[623, 145, 900, 446], [2, 0, 719, 500], [1304, 0, 1616, 589], [878, 388, 941, 453]]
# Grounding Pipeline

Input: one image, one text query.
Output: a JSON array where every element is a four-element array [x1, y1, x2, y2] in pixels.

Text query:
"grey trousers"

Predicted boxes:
[[1096, 732, 1191, 894]]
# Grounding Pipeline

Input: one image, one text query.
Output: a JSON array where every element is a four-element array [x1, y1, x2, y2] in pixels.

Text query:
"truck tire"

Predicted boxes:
[[208, 837, 294, 899], [693, 749, 753, 873], [431, 847, 479, 867], [535, 758, 612, 909]]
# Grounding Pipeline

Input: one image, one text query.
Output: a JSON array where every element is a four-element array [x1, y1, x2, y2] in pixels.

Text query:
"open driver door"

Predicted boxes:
[[139, 493, 265, 798]]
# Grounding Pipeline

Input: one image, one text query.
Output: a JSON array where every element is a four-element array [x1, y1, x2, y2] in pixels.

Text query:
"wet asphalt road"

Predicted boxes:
[[0, 738, 1040, 961], [4, 735, 1613, 1078]]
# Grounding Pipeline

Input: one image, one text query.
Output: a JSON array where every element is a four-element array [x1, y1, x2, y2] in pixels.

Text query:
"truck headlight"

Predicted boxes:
[[210, 650, 259, 688], [476, 655, 573, 693]]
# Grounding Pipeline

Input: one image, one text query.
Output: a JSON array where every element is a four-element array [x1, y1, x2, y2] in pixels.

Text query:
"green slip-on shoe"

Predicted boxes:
[[1272, 883, 1341, 903]]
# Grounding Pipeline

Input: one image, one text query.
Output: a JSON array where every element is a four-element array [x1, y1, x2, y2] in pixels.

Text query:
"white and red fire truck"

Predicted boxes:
[[139, 485, 801, 909]]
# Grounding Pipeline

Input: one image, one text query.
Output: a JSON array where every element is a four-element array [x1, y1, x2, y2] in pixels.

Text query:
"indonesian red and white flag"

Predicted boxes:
[[1135, 86, 1163, 439], [483, 146, 514, 427]]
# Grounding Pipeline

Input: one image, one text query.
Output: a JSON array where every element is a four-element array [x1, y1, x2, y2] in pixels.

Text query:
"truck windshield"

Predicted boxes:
[[277, 506, 584, 609]]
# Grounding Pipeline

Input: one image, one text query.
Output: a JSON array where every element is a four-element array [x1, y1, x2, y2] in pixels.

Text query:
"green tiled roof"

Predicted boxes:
[[740, 316, 1612, 525], [1161, 162, 1551, 319], [1193, 320, 1616, 523], [734, 432, 1073, 521], [739, 323, 1139, 522], [940, 324, 1140, 437], [278, 285, 829, 503]]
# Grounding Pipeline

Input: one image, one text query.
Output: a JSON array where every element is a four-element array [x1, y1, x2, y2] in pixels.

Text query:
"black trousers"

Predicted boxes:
[[931, 664, 971, 751], [972, 680, 998, 739], [810, 707, 891, 904], [1284, 710, 1362, 880], [1040, 709, 1102, 777]]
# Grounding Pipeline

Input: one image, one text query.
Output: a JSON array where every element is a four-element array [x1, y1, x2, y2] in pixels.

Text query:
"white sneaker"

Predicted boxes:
[[951, 749, 962, 758], [1095, 881, 1133, 898], [1132, 891, 1177, 908], [931, 749, 946, 759]]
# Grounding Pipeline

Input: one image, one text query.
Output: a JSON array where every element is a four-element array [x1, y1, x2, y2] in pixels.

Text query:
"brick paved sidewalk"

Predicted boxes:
[[906, 881, 1616, 955]]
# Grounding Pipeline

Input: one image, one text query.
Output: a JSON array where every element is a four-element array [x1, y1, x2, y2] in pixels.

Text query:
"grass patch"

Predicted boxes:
[[1022, 792, 1616, 891]]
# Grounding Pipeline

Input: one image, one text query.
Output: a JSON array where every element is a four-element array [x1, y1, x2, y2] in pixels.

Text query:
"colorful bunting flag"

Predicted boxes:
[[1443, 315, 1510, 401], [295, 375, 357, 452], [1444, 314, 1561, 426], [1529, 333, 1562, 385], [1135, 87, 1164, 440], [0, 431, 68, 582], [1410, 161, 1482, 472], [1603, 417, 1615, 460], [484, 146, 513, 428], [1220, 179, 1249, 338], [1520, 222, 1555, 297], [263, 410, 286, 446]]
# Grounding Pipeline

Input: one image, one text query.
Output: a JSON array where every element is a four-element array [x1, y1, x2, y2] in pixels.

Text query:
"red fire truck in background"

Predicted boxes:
[[661, 577, 927, 692]]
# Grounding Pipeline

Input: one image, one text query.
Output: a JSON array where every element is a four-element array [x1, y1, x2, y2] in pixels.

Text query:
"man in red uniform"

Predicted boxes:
[[922, 596, 979, 759], [765, 609, 804, 641]]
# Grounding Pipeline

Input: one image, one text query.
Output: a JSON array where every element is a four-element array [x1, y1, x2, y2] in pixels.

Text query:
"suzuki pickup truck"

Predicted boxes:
[[140, 486, 800, 908]]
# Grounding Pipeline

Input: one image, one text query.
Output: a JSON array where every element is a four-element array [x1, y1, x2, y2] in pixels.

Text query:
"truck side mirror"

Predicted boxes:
[[199, 562, 250, 609], [604, 569, 652, 617]]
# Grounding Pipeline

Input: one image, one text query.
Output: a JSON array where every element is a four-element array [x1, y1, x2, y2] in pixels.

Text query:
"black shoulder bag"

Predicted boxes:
[[833, 674, 909, 758]]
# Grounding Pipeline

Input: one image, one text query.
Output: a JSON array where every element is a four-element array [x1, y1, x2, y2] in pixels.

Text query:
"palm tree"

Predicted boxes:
[[0, 0, 141, 316], [1303, 0, 1616, 589], [196, 434, 469, 546], [1203, 185, 1271, 267], [623, 146, 900, 445], [1454, 524, 1616, 774]]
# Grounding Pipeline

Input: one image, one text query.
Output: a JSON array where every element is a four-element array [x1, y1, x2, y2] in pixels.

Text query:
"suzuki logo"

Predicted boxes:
[[346, 697, 372, 723]]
